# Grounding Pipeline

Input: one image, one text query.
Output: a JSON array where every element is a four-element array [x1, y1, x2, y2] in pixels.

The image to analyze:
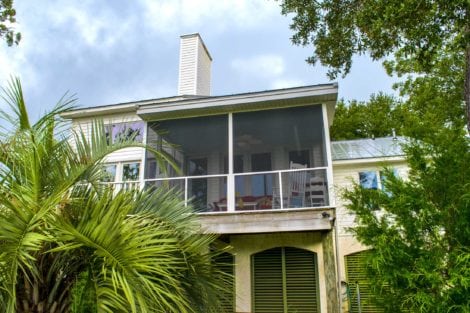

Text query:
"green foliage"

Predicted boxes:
[[71, 271, 97, 313], [279, 0, 468, 78], [330, 93, 405, 140], [0, 78, 228, 313], [344, 128, 470, 312], [0, 0, 20, 46], [279, 0, 470, 131], [395, 52, 466, 141]]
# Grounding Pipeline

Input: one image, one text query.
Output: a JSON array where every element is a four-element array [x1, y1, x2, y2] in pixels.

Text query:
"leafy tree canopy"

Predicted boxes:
[[330, 52, 467, 143], [0, 0, 20, 45], [279, 0, 470, 131], [345, 127, 470, 312], [330, 93, 405, 141]]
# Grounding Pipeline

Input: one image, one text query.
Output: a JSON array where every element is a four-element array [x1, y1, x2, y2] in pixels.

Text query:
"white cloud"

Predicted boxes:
[[271, 78, 305, 90], [0, 48, 38, 99], [139, 0, 280, 33], [229, 54, 305, 90], [231, 54, 285, 78], [45, 2, 136, 50]]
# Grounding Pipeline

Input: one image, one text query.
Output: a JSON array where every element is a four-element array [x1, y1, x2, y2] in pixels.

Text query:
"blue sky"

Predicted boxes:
[[0, 0, 397, 119]]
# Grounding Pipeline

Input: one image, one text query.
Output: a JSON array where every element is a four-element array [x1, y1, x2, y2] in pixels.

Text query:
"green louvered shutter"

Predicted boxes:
[[214, 252, 235, 313], [253, 247, 319, 313], [285, 247, 319, 312], [345, 251, 383, 313], [253, 247, 284, 313]]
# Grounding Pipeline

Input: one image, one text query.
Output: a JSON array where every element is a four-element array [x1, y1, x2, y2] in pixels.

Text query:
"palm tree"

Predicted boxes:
[[0, 78, 229, 313]]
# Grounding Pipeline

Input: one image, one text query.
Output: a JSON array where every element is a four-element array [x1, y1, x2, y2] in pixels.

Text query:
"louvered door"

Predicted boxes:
[[253, 247, 284, 313], [252, 247, 319, 313], [345, 251, 383, 313], [285, 247, 319, 312]]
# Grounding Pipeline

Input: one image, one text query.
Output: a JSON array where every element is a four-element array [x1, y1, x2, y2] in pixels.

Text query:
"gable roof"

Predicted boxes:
[[61, 83, 338, 124]]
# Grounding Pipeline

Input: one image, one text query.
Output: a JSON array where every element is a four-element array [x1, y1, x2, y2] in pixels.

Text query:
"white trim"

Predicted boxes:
[[278, 171, 284, 209], [332, 156, 405, 166], [140, 166, 329, 211], [193, 36, 199, 95], [322, 103, 335, 206], [141, 166, 328, 182], [138, 85, 337, 117], [227, 113, 235, 212], [140, 121, 148, 191], [62, 84, 337, 119]]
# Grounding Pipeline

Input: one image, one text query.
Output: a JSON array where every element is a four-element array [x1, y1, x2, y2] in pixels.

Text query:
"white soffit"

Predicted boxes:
[[137, 83, 338, 120]]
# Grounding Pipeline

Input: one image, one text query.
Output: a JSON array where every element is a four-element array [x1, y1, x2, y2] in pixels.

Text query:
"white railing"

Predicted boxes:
[[102, 167, 331, 213]]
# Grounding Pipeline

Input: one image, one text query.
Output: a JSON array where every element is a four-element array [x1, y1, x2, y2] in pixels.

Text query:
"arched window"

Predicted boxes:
[[252, 247, 319, 313]]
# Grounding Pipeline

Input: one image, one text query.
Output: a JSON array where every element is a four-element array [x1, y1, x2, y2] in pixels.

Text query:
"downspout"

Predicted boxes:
[[334, 216, 343, 313]]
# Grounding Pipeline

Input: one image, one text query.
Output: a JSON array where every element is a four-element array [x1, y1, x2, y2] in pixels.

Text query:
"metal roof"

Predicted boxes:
[[331, 136, 406, 160]]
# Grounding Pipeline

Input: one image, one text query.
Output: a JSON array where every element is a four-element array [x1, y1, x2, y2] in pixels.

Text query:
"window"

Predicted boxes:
[[359, 171, 378, 189], [102, 164, 117, 182], [289, 150, 310, 168], [101, 162, 141, 182], [359, 169, 398, 190], [252, 247, 319, 313], [251, 153, 272, 196], [122, 162, 140, 181], [105, 121, 144, 144]]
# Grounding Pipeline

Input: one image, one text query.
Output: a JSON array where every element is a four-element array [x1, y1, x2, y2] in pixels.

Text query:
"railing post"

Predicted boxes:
[[278, 171, 284, 209], [184, 177, 188, 207]]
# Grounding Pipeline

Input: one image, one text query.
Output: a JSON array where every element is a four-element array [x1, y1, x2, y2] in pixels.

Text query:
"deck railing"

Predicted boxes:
[[104, 167, 330, 213]]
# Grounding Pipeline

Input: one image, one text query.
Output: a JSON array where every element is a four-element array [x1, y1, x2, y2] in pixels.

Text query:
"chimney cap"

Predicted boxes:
[[180, 33, 212, 61]]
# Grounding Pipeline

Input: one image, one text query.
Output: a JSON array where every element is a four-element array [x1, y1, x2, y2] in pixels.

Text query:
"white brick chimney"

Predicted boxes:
[[178, 33, 212, 96]]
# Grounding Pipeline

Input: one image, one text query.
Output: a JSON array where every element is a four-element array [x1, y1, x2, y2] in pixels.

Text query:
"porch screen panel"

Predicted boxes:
[[252, 247, 319, 313], [345, 251, 383, 313], [233, 105, 325, 172], [146, 115, 228, 177], [233, 106, 325, 206], [145, 115, 228, 211]]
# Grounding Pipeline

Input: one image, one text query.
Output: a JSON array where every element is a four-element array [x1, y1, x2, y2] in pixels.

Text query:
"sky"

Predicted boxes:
[[0, 0, 398, 120]]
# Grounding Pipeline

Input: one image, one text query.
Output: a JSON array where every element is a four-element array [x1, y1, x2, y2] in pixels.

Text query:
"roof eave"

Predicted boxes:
[[137, 83, 338, 120]]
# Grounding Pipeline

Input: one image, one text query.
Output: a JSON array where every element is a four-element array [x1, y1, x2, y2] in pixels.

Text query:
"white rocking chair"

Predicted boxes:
[[287, 161, 307, 208]]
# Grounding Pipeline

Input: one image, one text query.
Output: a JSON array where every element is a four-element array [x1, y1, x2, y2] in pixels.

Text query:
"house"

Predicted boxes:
[[62, 33, 407, 313]]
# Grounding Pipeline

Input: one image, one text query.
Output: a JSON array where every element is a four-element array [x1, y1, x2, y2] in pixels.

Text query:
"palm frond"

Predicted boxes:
[[53, 188, 194, 312], [0, 78, 228, 312]]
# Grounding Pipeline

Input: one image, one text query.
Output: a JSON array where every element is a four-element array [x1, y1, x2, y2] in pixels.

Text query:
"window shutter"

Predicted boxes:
[[253, 247, 319, 313], [253, 248, 284, 313], [285, 247, 319, 312], [345, 251, 383, 313]]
